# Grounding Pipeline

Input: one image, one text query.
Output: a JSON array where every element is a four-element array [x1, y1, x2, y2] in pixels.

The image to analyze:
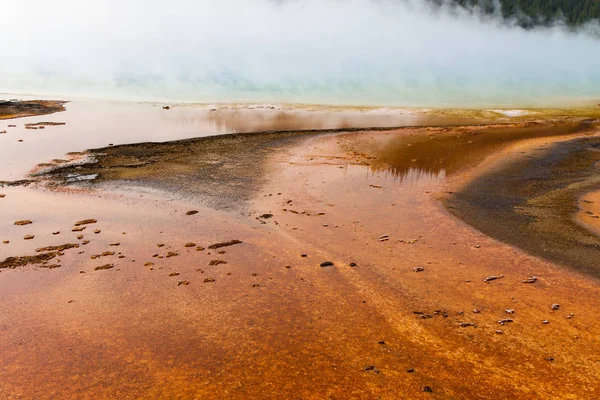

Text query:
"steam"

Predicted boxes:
[[1, 0, 599, 107]]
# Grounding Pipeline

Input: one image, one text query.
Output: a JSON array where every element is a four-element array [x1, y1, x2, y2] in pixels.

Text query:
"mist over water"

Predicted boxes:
[[2, 0, 600, 107]]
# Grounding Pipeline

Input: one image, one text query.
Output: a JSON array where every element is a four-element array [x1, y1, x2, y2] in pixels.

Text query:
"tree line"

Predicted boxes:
[[447, 0, 600, 27]]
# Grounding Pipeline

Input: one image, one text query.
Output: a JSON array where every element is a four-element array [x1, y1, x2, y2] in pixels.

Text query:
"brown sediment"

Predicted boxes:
[[0, 100, 66, 120], [24, 122, 66, 128], [35, 243, 79, 253], [74, 219, 97, 226], [207, 240, 242, 249], [0, 252, 56, 268]]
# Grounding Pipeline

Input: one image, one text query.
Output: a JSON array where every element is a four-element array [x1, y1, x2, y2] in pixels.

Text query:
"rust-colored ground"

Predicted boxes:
[[1, 107, 600, 399]]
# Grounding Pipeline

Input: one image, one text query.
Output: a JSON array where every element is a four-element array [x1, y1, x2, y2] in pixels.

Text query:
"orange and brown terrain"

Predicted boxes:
[[1, 101, 600, 399]]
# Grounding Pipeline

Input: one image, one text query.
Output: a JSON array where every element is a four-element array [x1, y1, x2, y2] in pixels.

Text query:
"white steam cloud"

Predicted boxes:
[[1, 0, 599, 107]]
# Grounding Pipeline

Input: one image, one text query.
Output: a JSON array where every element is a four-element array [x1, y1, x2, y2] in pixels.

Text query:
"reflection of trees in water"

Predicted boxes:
[[368, 121, 595, 183], [203, 109, 424, 133]]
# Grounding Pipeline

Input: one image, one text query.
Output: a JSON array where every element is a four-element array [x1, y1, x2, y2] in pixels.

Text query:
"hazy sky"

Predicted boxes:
[[1, 0, 599, 106]]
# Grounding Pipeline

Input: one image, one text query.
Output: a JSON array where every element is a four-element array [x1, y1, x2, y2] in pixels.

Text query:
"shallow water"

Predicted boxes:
[[0, 100, 472, 181]]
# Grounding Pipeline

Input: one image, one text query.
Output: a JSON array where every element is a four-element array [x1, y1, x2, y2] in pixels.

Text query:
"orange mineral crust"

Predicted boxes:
[[1, 104, 600, 399]]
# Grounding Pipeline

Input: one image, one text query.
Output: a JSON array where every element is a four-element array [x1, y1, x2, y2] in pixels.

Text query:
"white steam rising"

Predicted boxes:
[[1, 0, 599, 107]]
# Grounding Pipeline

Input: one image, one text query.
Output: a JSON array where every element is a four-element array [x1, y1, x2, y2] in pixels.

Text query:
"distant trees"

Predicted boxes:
[[447, 0, 600, 27]]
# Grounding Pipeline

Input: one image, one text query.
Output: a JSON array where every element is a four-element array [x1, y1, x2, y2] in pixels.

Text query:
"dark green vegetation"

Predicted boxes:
[[446, 0, 600, 27]]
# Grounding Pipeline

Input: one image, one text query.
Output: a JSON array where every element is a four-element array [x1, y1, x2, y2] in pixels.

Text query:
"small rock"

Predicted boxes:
[[71, 226, 86, 232], [498, 319, 513, 325], [166, 251, 178, 258], [94, 229, 101, 234], [413, 267, 424, 272], [23, 235, 34, 240], [406, 368, 415, 373], [260, 213, 273, 219], [542, 320, 549, 324], [522, 276, 537, 283], [204, 277, 216, 283], [184, 243, 196, 248], [349, 262, 357, 267], [551, 304, 560, 310], [169, 272, 180, 276], [459, 322, 477, 328], [14, 220, 33, 226], [505, 309, 515, 314], [422, 386, 433, 393], [109, 242, 120, 246], [363, 365, 379, 373], [177, 280, 190, 286], [484, 275, 503, 283], [320, 261, 334, 267], [94, 264, 114, 270], [74, 219, 97, 226], [186, 210, 198, 216], [495, 330, 504, 334], [52, 231, 60, 235], [77, 234, 84, 240]]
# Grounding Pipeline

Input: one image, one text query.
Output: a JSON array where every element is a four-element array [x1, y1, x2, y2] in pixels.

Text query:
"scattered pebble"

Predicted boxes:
[[413, 267, 424, 272], [23, 235, 34, 240], [364, 365, 379, 373], [94, 264, 114, 271], [208, 240, 242, 249], [177, 280, 190, 286], [320, 261, 334, 267], [484, 275, 504, 283], [14, 220, 33, 226], [186, 210, 198, 216], [74, 219, 97, 226], [551, 304, 560, 311]]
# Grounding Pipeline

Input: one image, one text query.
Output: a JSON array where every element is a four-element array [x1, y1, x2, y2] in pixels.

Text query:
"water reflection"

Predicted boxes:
[[366, 121, 597, 185]]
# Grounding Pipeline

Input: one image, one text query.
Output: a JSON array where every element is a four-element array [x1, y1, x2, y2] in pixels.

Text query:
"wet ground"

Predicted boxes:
[[2, 101, 600, 398], [447, 131, 600, 276]]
